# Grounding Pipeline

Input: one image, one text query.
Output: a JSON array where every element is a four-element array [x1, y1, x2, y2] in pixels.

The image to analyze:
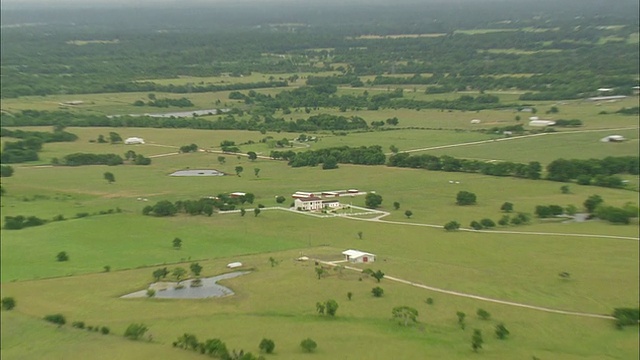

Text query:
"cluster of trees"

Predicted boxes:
[[60, 153, 123, 166], [546, 156, 639, 183], [4, 215, 47, 230], [180, 144, 199, 153], [1, 137, 43, 163], [172, 331, 310, 358], [271, 145, 385, 168], [469, 218, 496, 230], [123, 150, 151, 165], [316, 299, 339, 316], [535, 205, 565, 218], [388, 154, 542, 180], [612, 308, 640, 329], [134, 97, 194, 108], [1, 127, 78, 143], [143, 194, 256, 217], [0, 165, 14, 177], [72, 321, 110, 335]]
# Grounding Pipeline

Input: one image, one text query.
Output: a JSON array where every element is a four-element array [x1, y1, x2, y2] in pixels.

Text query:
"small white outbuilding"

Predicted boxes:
[[600, 135, 626, 142], [227, 262, 243, 269], [342, 249, 375, 263], [470, 119, 481, 124], [124, 137, 145, 145]]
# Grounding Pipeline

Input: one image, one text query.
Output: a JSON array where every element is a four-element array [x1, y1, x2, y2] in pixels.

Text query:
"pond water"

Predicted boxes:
[[121, 271, 250, 299], [170, 169, 224, 177]]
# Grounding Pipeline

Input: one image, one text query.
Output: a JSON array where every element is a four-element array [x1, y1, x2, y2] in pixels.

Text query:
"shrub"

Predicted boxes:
[[480, 218, 496, 228], [72, 321, 85, 329], [56, 251, 69, 262], [300, 338, 317, 353], [444, 220, 460, 231], [371, 286, 384, 297], [101, 326, 110, 335], [44, 313, 66, 326], [477, 308, 491, 320], [259, 338, 275, 354], [124, 323, 148, 340], [456, 191, 476, 205], [1, 297, 16, 311]]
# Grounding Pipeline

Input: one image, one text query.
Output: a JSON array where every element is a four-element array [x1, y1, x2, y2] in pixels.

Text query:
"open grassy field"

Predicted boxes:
[[1, 74, 638, 359]]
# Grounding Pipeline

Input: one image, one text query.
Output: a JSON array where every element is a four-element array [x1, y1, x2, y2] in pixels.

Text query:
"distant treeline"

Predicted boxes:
[[232, 85, 510, 112], [546, 157, 639, 182], [387, 153, 543, 179], [270, 145, 386, 168], [1, 127, 79, 163], [1, 110, 373, 133], [143, 194, 257, 216], [387, 153, 638, 188]]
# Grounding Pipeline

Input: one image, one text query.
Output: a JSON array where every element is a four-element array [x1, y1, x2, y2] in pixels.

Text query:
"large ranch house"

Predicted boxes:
[[291, 189, 362, 212]]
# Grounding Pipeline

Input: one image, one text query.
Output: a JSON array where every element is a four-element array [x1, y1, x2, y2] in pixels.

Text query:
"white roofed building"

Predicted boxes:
[[124, 137, 145, 145], [342, 249, 375, 263], [294, 196, 323, 211]]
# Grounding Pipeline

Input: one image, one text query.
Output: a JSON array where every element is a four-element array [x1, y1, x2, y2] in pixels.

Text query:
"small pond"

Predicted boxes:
[[121, 271, 250, 299], [170, 169, 224, 177]]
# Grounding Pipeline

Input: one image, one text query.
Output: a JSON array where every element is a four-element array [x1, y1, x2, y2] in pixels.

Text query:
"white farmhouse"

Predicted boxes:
[[124, 137, 145, 145], [322, 199, 341, 209], [342, 249, 375, 263], [294, 196, 323, 211]]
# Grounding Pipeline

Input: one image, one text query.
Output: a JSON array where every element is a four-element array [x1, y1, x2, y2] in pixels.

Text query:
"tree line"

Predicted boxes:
[[270, 145, 386, 168]]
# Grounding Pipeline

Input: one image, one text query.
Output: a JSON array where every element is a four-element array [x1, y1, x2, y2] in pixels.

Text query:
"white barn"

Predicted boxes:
[[342, 249, 376, 263], [600, 135, 626, 142], [124, 137, 145, 145]]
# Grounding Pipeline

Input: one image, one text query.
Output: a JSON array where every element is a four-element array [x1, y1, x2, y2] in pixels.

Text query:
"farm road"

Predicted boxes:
[[316, 259, 616, 320], [391, 126, 639, 155]]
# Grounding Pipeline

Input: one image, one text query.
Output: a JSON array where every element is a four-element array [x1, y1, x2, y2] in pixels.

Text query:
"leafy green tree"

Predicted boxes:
[[498, 215, 510, 226], [471, 329, 484, 352], [612, 308, 640, 328], [561, 185, 570, 194], [393, 201, 400, 210], [480, 218, 496, 228], [371, 286, 384, 297], [146, 289, 156, 298], [300, 338, 317, 353], [240, 208, 246, 217], [477, 308, 491, 320], [259, 338, 275, 354], [44, 313, 66, 326], [103, 172, 115, 184], [347, 292, 353, 300], [217, 156, 226, 164], [235, 166, 243, 177], [315, 267, 326, 279], [124, 323, 148, 341], [254, 168, 260, 177], [172, 267, 187, 283], [254, 208, 261, 217], [152, 268, 167, 281], [247, 151, 257, 161], [389, 145, 399, 154], [500, 202, 513, 212], [325, 299, 339, 316], [173, 237, 182, 250], [1, 297, 16, 311], [584, 195, 604, 213], [109, 132, 123, 143], [372, 270, 385, 283], [404, 210, 413, 218], [56, 251, 69, 262], [322, 156, 338, 170], [456, 311, 466, 329], [315, 302, 325, 315], [275, 195, 286, 204], [101, 326, 110, 335], [470, 220, 483, 230], [190, 262, 203, 276], [565, 204, 578, 216], [365, 192, 383, 208], [0, 165, 14, 177], [456, 191, 476, 205], [392, 306, 419, 326], [495, 323, 510, 339], [357, 231, 363, 239], [444, 221, 460, 231]]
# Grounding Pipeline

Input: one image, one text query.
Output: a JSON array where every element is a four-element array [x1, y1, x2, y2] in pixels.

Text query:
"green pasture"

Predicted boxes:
[[0, 91, 248, 116], [2, 248, 638, 360], [411, 128, 640, 163]]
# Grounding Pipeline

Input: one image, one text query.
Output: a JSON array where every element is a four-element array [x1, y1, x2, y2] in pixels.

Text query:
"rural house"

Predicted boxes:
[[294, 196, 323, 211], [124, 137, 145, 145], [342, 249, 376, 263]]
